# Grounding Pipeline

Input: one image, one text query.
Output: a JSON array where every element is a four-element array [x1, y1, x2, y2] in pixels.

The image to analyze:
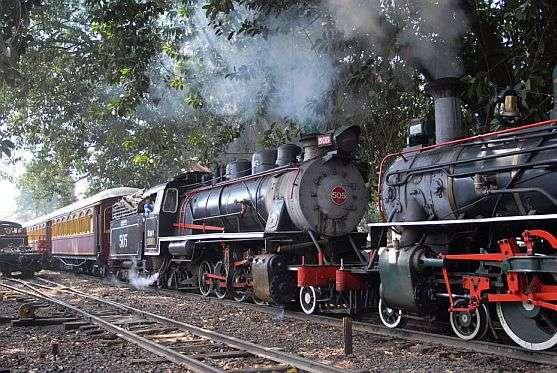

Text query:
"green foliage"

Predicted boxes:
[[185, 91, 204, 109], [17, 157, 76, 216], [86, 0, 169, 115], [1, 0, 556, 219], [258, 120, 301, 148]]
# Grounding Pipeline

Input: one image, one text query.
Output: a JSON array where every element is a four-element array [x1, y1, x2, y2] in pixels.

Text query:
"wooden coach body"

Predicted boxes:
[[23, 188, 140, 269]]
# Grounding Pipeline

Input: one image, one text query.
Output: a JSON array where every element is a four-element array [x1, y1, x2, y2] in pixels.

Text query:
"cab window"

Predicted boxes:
[[162, 188, 178, 213]]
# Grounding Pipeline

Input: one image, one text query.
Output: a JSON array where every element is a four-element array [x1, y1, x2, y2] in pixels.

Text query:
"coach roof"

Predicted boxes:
[[23, 187, 141, 228]]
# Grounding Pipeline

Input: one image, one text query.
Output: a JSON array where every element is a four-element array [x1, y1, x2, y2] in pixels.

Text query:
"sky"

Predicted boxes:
[[0, 154, 24, 220], [0, 155, 88, 221], [0, 179, 18, 220]]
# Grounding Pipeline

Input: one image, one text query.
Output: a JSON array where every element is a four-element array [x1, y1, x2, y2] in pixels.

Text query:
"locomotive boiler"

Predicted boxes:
[[176, 138, 366, 239], [164, 126, 369, 307], [371, 71, 557, 350]]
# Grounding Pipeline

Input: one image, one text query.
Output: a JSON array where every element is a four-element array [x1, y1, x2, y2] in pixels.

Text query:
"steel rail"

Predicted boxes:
[[0, 281, 222, 373], [112, 279, 557, 367], [180, 292, 557, 366], [37, 274, 557, 366], [4, 278, 353, 373]]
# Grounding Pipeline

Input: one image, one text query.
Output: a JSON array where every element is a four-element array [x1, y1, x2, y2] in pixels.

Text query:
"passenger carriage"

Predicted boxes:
[[23, 187, 139, 275]]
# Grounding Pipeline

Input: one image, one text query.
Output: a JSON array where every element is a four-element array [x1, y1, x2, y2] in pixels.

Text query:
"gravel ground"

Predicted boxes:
[[0, 287, 182, 372], [29, 271, 555, 373]]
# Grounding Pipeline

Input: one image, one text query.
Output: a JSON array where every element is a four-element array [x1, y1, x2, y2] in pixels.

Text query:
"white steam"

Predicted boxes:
[[397, 1, 469, 78], [148, 3, 337, 133], [128, 259, 159, 290], [325, 0, 469, 78], [140, 0, 470, 152]]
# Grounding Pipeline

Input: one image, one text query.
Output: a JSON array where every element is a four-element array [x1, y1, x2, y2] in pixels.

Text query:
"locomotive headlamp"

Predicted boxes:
[[333, 125, 361, 155]]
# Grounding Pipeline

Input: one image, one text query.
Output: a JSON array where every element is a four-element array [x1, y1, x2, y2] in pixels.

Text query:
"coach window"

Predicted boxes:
[[162, 188, 178, 213]]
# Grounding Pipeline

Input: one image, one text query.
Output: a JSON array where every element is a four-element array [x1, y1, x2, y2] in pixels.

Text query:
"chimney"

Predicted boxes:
[[425, 77, 464, 144], [299, 133, 325, 162], [550, 66, 557, 119]]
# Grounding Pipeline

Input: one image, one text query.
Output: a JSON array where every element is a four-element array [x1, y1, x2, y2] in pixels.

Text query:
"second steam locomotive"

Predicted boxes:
[[371, 72, 557, 350]]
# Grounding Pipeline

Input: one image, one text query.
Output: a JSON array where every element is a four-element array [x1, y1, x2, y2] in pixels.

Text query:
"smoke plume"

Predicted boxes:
[[140, 0, 469, 156], [187, 3, 337, 130], [325, 0, 469, 78]]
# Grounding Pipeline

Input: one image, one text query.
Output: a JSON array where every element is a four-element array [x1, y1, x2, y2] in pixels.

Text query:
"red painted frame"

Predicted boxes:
[[441, 229, 557, 313]]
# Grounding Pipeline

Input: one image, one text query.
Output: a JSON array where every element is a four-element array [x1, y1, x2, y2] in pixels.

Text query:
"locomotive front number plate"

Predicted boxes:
[[330, 186, 347, 205]]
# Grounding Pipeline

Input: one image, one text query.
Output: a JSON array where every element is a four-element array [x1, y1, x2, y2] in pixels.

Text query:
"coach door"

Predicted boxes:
[[99, 204, 112, 262]]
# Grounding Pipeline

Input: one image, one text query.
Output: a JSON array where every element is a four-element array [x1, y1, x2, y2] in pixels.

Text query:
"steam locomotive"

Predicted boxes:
[[369, 68, 557, 350], [108, 126, 372, 312], [0, 221, 42, 277]]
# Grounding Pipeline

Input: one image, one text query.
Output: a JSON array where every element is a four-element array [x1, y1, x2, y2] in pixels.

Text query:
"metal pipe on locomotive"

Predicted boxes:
[[370, 67, 557, 350]]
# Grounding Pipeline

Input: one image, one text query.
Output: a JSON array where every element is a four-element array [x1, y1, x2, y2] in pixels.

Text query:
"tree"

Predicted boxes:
[[1, 0, 556, 216], [17, 157, 76, 216]]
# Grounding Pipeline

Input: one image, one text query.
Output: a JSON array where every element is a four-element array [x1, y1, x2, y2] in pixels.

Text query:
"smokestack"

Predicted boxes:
[[425, 77, 464, 143], [550, 65, 557, 119], [300, 133, 325, 162]]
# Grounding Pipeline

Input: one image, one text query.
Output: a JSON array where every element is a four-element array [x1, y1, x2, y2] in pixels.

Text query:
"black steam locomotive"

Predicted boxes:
[[370, 68, 557, 350], [108, 125, 373, 313]]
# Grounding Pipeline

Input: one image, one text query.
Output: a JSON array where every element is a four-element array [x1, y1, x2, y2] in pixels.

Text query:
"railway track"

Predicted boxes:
[[51, 272, 557, 367], [169, 292, 557, 367], [0, 277, 355, 373]]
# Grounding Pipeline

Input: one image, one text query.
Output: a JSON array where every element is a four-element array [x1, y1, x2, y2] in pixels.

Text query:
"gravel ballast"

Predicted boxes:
[[0, 289, 180, 372], [11, 271, 550, 373]]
